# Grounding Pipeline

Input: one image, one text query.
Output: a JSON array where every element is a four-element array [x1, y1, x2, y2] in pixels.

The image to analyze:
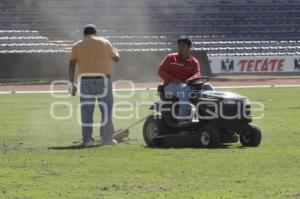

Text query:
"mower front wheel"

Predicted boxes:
[[240, 123, 262, 147], [143, 115, 169, 147]]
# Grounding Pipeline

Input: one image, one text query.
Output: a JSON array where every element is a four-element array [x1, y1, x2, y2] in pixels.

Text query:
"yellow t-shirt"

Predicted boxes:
[[70, 36, 117, 75]]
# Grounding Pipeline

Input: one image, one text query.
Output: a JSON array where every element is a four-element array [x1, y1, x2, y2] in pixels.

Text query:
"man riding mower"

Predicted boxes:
[[142, 36, 262, 148]]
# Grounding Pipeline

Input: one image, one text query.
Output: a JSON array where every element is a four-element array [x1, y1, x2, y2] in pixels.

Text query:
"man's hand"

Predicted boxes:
[[186, 76, 201, 85], [70, 84, 77, 96], [112, 47, 120, 62], [186, 78, 195, 85]]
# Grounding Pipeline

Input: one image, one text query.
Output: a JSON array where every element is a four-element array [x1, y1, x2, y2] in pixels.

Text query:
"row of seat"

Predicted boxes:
[[2, 31, 300, 46], [13, 0, 300, 7], [1, 42, 300, 53], [6, 7, 299, 16], [7, 0, 295, 7], [0, 36, 49, 41], [2, 0, 300, 39], [0, 49, 66, 54], [2, 49, 300, 57], [3, 32, 300, 43]]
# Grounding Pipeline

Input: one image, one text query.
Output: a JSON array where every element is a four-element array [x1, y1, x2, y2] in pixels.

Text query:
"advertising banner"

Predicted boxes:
[[209, 56, 300, 73]]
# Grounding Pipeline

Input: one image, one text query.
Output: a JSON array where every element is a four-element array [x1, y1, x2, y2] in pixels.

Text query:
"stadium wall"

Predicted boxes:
[[1, 52, 299, 82], [0, 52, 166, 82]]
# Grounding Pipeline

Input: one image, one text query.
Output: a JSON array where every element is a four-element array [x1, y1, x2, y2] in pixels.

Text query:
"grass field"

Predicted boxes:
[[0, 87, 300, 199]]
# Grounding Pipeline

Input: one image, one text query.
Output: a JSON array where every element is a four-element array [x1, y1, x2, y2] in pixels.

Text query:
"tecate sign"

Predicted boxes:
[[210, 56, 300, 73]]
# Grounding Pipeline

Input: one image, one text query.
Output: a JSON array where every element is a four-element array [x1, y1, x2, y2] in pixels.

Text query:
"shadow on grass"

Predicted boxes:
[[144, 136, 246, 149], [143, 144, 241, 149], [48, 144, 102, 150]]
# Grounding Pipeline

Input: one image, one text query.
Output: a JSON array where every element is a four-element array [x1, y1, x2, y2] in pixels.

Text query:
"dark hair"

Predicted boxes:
[[83, 24, 97, 35]]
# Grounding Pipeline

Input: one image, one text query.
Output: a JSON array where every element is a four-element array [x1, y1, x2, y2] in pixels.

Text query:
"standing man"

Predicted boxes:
[[69, 24, 120, 146], [158, 35, 213, 124]]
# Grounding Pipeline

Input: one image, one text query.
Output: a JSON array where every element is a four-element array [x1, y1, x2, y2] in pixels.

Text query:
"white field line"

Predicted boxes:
[[0, 84, 300, 95]]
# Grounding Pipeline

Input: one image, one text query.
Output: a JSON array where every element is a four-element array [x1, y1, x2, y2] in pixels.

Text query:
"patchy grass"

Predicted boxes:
[[0, 87, 300, 199]]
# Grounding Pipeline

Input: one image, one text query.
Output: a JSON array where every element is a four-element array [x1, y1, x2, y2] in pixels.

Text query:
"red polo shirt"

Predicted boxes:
[[158, 53, 201, 86]]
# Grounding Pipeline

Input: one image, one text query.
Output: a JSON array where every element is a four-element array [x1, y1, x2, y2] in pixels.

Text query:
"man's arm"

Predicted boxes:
[[69, 59, 77, 96], [107, 41, 120, 62], [69, 59, 76, 83], [158, 55, 176, 83]]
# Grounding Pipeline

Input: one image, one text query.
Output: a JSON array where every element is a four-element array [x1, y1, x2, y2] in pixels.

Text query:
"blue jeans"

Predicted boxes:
[[164, 82, 214, 118], [80, 77, 114, 142]]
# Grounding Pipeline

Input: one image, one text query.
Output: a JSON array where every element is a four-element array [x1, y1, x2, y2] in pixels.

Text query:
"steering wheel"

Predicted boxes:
[[187, 78, 210, 91]]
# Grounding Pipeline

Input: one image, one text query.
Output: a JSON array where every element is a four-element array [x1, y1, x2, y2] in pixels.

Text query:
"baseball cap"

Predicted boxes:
[[177, 35, 192, 47], [83, 24, 97, 34]]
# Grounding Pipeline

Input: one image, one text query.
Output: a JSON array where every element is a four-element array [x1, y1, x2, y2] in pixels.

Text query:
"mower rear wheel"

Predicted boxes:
[[198, 124, 221, 147]]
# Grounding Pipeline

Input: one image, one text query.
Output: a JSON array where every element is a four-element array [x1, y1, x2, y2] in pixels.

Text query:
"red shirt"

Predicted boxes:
[[158, 53, 201, 86]]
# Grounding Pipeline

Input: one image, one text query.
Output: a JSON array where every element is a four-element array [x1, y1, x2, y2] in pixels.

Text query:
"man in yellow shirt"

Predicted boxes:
[[69, 24, 120, 146]]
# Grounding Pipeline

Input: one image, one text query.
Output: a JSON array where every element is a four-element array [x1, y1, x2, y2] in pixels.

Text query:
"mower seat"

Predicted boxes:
[[157, 84, 178, 102]]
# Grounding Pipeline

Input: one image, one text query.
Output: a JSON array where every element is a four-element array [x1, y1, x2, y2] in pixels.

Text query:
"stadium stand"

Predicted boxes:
[[1, 0, 300, 55], [0, 0, 300, 80]]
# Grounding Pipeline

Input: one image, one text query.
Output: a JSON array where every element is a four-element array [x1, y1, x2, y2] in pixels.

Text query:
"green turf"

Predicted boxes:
[[0, 87, 300, 199]]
